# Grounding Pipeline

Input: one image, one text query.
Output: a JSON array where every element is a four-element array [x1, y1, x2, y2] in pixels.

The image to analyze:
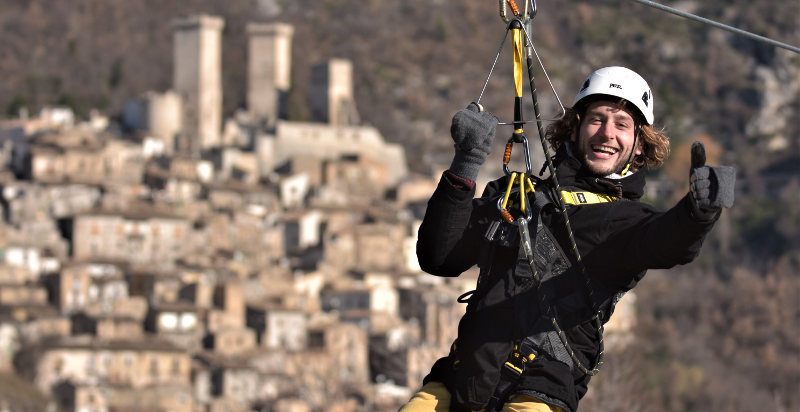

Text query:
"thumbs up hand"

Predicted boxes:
[[689, 141, 736, 219]]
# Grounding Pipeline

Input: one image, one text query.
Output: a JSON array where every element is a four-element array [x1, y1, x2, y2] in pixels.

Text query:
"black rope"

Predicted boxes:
[[521, 16, 605, 376]]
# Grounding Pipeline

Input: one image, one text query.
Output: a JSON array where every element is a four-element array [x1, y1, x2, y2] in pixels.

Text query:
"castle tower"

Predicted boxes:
[[172, 14, 225, 156], [145, 91, 183, 154], [247, 22, 294, 128], [311, 58, 360, 126]]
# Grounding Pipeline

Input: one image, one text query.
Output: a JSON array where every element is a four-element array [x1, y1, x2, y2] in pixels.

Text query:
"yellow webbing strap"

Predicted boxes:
[[504, 361, 523, 374], [512, 24, 525, 135], [501, 172, 518, 210], [518, 172, 526, 214], [560, 190, 617, 206], [512, 26, 524, 99]]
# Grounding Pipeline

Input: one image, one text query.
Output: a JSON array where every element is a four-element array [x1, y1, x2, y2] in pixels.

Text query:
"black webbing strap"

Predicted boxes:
[[484, 338, 540, 412]]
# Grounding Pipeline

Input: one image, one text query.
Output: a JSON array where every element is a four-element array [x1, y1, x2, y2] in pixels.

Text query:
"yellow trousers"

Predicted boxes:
[[399, 381, 566, 412]]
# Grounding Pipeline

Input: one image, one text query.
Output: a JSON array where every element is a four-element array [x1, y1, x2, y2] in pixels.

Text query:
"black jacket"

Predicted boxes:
[[416, 153, 718, 411]]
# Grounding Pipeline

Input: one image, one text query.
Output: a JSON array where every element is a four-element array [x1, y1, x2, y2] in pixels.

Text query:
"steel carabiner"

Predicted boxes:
[[502, 134, 533, 177], [499, 0, 536, 23], [497, 171, 534, 224]]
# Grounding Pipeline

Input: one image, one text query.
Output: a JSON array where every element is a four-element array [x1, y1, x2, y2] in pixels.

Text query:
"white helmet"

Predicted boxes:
[[572, 66, 654, 125]]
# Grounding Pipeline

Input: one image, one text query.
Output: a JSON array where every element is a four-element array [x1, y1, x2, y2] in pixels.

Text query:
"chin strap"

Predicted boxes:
[[619, 127, 640, 177]]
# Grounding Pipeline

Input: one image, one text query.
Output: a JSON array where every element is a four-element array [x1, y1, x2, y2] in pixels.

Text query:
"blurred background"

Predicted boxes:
[[0, 1, 798, 411]]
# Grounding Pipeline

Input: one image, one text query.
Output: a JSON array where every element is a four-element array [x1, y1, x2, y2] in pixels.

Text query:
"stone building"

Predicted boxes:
[[70, 205, 191, 268], [1, 182, 102, 225], [194, 352, 261, 411], [247, 304, 308, 351], [25, 131, 143, 187], [123, 90, 183, 154], [299, 320, 370, 399], [54, 261, 129, 315], [28, 337, 192, 394], [258, 120, 408, 185]]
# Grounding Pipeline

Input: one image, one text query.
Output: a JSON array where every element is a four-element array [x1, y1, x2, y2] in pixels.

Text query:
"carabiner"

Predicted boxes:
[[502, 134, 533, 177], [499, 0, 535, 23], [497, 172, 534, 224]]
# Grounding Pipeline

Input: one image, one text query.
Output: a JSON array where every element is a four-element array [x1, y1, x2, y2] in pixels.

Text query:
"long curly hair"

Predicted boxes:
[[545, 98, 671, 170]]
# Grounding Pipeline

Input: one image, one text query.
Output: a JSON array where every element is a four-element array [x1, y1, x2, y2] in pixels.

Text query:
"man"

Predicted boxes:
[[401, 66, 735, 412]]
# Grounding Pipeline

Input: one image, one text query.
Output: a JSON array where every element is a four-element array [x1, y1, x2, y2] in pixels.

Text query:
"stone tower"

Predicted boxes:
[[247, 22, 294, 128], [172, 14, 225, 156], [311, 59, 360, 126]]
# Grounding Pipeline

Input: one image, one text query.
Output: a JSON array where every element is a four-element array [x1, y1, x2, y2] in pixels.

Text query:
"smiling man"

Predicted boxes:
[[402, 67, 736, 411], [573, 100, 641, 175], [555, 66, 665, 181]]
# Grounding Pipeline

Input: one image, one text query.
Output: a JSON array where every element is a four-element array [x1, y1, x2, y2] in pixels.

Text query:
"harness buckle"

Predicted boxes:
[[503, 344, 537, 377]]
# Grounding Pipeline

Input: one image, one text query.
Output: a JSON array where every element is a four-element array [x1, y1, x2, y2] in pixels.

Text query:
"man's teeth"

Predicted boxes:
[[592, 146, 618, 155]]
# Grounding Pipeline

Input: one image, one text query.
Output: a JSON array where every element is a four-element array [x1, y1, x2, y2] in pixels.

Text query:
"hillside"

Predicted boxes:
[[1, 1, 799, 410], [2, 1, 798, 171]]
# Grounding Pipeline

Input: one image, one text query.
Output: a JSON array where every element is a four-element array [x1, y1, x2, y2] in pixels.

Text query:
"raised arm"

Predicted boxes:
[[587, 141, 736, 284], [416, 103, 498, 277]]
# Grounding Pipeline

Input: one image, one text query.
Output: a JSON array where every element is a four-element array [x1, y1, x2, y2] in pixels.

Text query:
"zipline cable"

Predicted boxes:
[[628, 0, 800, 55]]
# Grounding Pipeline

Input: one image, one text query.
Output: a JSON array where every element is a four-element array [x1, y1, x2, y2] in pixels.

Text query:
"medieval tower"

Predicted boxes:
[[311, 59, 360, 126], [247, 22, 294, 128], [172, 14, 225, 156]]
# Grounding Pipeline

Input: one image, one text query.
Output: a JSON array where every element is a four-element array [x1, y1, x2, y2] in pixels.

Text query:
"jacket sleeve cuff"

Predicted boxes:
[[444, 170, 476, 191]]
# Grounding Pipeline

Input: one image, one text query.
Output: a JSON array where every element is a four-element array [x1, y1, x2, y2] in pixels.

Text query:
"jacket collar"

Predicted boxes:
[[552, 146, 646, 200]]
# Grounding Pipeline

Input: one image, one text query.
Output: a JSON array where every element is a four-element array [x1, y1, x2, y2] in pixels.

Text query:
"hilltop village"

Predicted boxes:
[[0, 14, 635, 412]]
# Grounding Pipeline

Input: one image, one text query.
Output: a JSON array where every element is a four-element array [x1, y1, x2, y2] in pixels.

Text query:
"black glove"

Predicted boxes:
[[689, 141, 736, 219], [448, 102, 498, 181]]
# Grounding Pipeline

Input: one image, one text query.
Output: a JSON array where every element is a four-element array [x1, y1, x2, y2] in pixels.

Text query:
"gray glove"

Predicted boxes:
[[448, 102, 498, 181], [689, 140, 736, 219]]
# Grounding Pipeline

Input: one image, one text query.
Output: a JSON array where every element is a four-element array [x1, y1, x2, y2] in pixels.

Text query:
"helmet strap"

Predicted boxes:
[[620, 128, 640, 176]]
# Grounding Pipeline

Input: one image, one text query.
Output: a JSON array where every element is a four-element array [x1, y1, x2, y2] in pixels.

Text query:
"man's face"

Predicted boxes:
[[571, 100, 642, 176]]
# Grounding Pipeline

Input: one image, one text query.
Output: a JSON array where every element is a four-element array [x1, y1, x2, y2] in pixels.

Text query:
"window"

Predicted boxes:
[[180, 313, 196, 330], [149, 358, 159, 378], [87, 354, 96, 374], [55, 357, 64, 376], [308, 331, 325, 348], [88, 284, 99, 300], [160, 313, 178, 330]]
